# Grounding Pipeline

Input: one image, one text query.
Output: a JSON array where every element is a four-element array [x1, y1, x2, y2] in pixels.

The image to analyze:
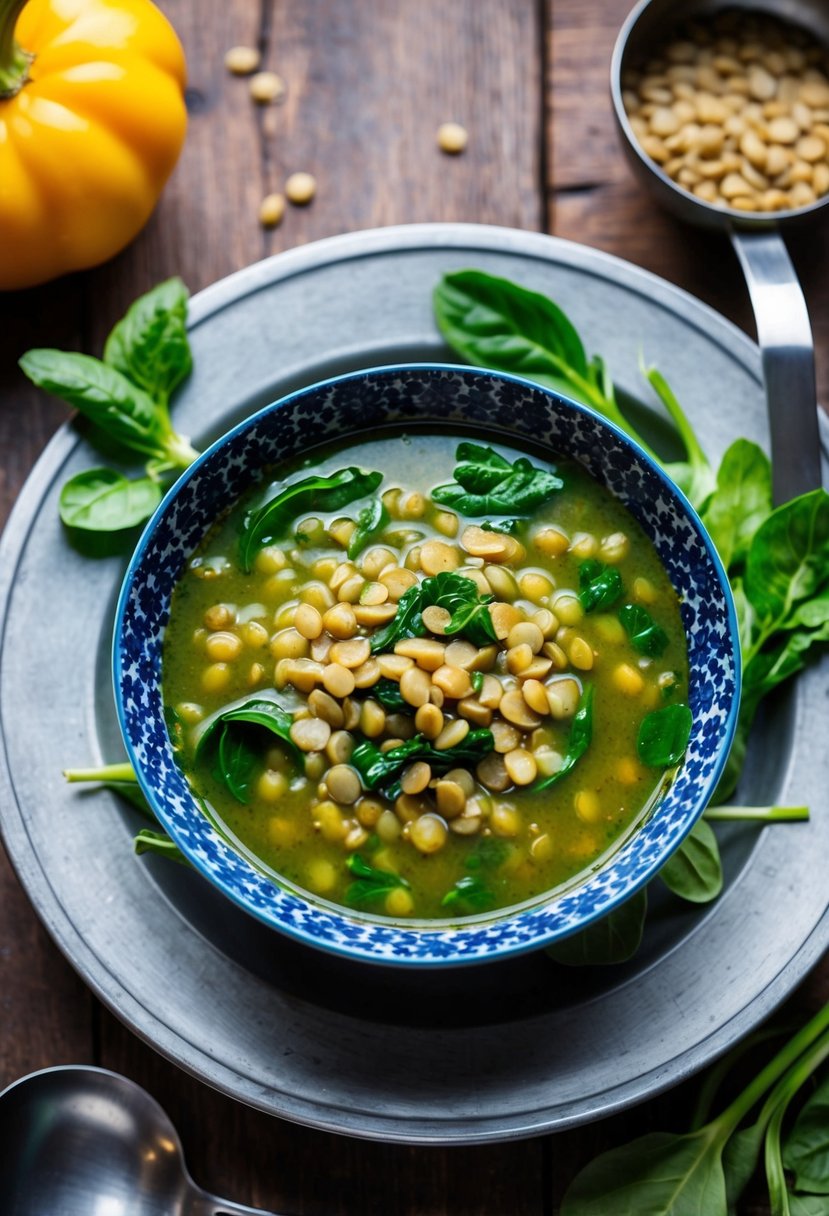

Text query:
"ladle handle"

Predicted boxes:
[[189, 1186, 282, 1216], [730, 229, 823, 504]]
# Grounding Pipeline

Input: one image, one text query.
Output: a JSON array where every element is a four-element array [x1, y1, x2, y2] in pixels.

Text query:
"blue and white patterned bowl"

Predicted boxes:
[[114, 364, 740, 967]]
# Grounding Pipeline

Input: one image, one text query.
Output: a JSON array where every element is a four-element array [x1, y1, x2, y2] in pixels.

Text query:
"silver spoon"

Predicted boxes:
[[611, 0, 828, 504], [0, 1065, 284, 1215]]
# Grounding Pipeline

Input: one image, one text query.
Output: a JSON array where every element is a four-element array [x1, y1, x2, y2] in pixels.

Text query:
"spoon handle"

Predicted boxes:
[[189, 1186, 285, 1216]]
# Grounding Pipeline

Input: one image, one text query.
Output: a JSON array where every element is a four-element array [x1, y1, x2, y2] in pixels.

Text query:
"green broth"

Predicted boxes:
[[162, 431, 688, 920]]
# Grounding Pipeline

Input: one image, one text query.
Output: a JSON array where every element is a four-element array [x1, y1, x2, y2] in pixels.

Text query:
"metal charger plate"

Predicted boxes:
[[0, 223, 827, 1144]]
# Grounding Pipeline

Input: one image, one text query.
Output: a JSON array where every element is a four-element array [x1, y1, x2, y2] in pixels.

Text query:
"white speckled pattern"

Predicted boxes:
[[114, 365, 740, 966]]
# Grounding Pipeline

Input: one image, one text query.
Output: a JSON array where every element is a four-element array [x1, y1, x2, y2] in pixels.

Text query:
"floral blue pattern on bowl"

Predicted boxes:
[[113, 364, 740, 967]]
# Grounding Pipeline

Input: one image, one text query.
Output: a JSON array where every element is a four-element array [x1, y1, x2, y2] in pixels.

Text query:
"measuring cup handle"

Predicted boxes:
[[730, 229, 823, 503]]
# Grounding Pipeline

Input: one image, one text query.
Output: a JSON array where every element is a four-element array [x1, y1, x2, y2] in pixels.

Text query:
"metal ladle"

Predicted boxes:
[[611, 0, 828, 502], [0, 1065, 285, 1216]]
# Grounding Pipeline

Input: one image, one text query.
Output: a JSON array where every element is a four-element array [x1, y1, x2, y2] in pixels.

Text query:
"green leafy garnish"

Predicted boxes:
[[431, 441, 562, 516], [560, 1003, 829, 1216], [618, 602, 669, 657], [194, 696, 304, 804], [239, 467, 383, 572], [700, 438, 772, 570], [578, 559, 624, 613], [370, 570, 496, 653], [58, 468, 163, 532], [104, 276, 193, 408], [481, 518, 521, 534], [346, 853, 409, 906], [20, 279, 197, 536], [373, 678, 409, 713], [470, 670, 484, 694], [347, 498, 389, 559], [637, 704, 692, 768], [350, 730, 494, 799], [441, 875, 494, 912], [658, 819, 723, 904], [529, 686, 594, 793]]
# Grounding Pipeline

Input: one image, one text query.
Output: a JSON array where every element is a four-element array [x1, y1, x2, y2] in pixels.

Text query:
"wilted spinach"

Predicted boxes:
[[350, 729, 494, 799], [619, 602, 669, 657], [194, 696, 304, 804], [529, 686, 593, 793], [431, 441, 562, 516], [638, 704, 693, 768], [369, 570, 496, 652], [347, 497, 389, 559], [578, 559, 624, 613], [239, 467, 383, 572], [346, 853, 410, 906]]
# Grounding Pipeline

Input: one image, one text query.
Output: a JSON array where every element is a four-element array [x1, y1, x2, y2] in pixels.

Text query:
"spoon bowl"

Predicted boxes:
[[0, 1065, 278, 1216]]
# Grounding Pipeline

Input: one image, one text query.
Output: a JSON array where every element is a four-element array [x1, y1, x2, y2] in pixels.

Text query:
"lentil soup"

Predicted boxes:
[[162, 431, 689, 920]]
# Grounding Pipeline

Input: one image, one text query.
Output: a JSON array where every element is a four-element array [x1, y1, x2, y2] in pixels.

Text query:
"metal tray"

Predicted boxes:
[[1, 223, 827, 1144]]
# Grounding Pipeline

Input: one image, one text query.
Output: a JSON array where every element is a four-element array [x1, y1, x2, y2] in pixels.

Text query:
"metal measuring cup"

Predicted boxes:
[[611, 0, 829, 502]]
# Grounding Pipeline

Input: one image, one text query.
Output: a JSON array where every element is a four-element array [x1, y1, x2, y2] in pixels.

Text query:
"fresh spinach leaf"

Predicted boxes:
[[347, 498, 389, 560], [783, 1069, 829, 1194], [194, 696, 303, 803], [619, 602, 669, 657], [578, 558, 623, 612], [441, 875, 494, 912], [560, 1126, 731, 1216], [350, 729, 494, 798], [471, 670, 484, 694], [638, 703, 692, 768], [433, 270, 592, 399], [239, 467, 383, 571], [659, 819, 723, 903], [529, 686, 594, 793], [546, 887, 647, 967], [59, 467, 162, 531], [744, 490, 829, 630], [346, 853, 409, 906], [701, 439, 772, 571], [432, 441, 563, 516], [103, 277, 192, 407], [370, 571, 496, 652], [19, 350, 177, 461]]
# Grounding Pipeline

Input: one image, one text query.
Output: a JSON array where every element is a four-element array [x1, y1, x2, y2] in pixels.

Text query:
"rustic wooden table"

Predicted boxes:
[[1, 2, 826, 1213]]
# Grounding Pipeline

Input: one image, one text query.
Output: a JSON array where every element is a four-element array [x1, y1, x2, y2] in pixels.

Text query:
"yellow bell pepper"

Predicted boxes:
[[0, 0, 187, 290]]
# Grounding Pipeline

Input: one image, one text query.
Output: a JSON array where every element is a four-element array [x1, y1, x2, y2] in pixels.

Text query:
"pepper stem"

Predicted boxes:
[[0, 0, 33, 98]]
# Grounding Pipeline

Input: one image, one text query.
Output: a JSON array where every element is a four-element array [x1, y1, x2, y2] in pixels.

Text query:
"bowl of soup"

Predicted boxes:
[[114, 364, 739, 966]]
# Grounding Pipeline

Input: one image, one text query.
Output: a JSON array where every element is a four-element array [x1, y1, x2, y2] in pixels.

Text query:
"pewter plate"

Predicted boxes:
[[1, 223, 827, 1144]]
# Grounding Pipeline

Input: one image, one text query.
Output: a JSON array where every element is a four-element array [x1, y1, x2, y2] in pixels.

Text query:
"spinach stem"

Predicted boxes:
[[703, 805, 809, 823], [64, 762, 137, 783], [714, 1003, 829, 1137]]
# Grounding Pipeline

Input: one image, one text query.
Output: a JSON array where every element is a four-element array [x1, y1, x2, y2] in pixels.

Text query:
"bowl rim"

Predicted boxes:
[[113, 361, 741, 967]]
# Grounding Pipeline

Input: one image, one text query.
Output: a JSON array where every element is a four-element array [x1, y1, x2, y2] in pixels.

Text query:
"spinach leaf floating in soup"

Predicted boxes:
[[162, 432, 690, 920]]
